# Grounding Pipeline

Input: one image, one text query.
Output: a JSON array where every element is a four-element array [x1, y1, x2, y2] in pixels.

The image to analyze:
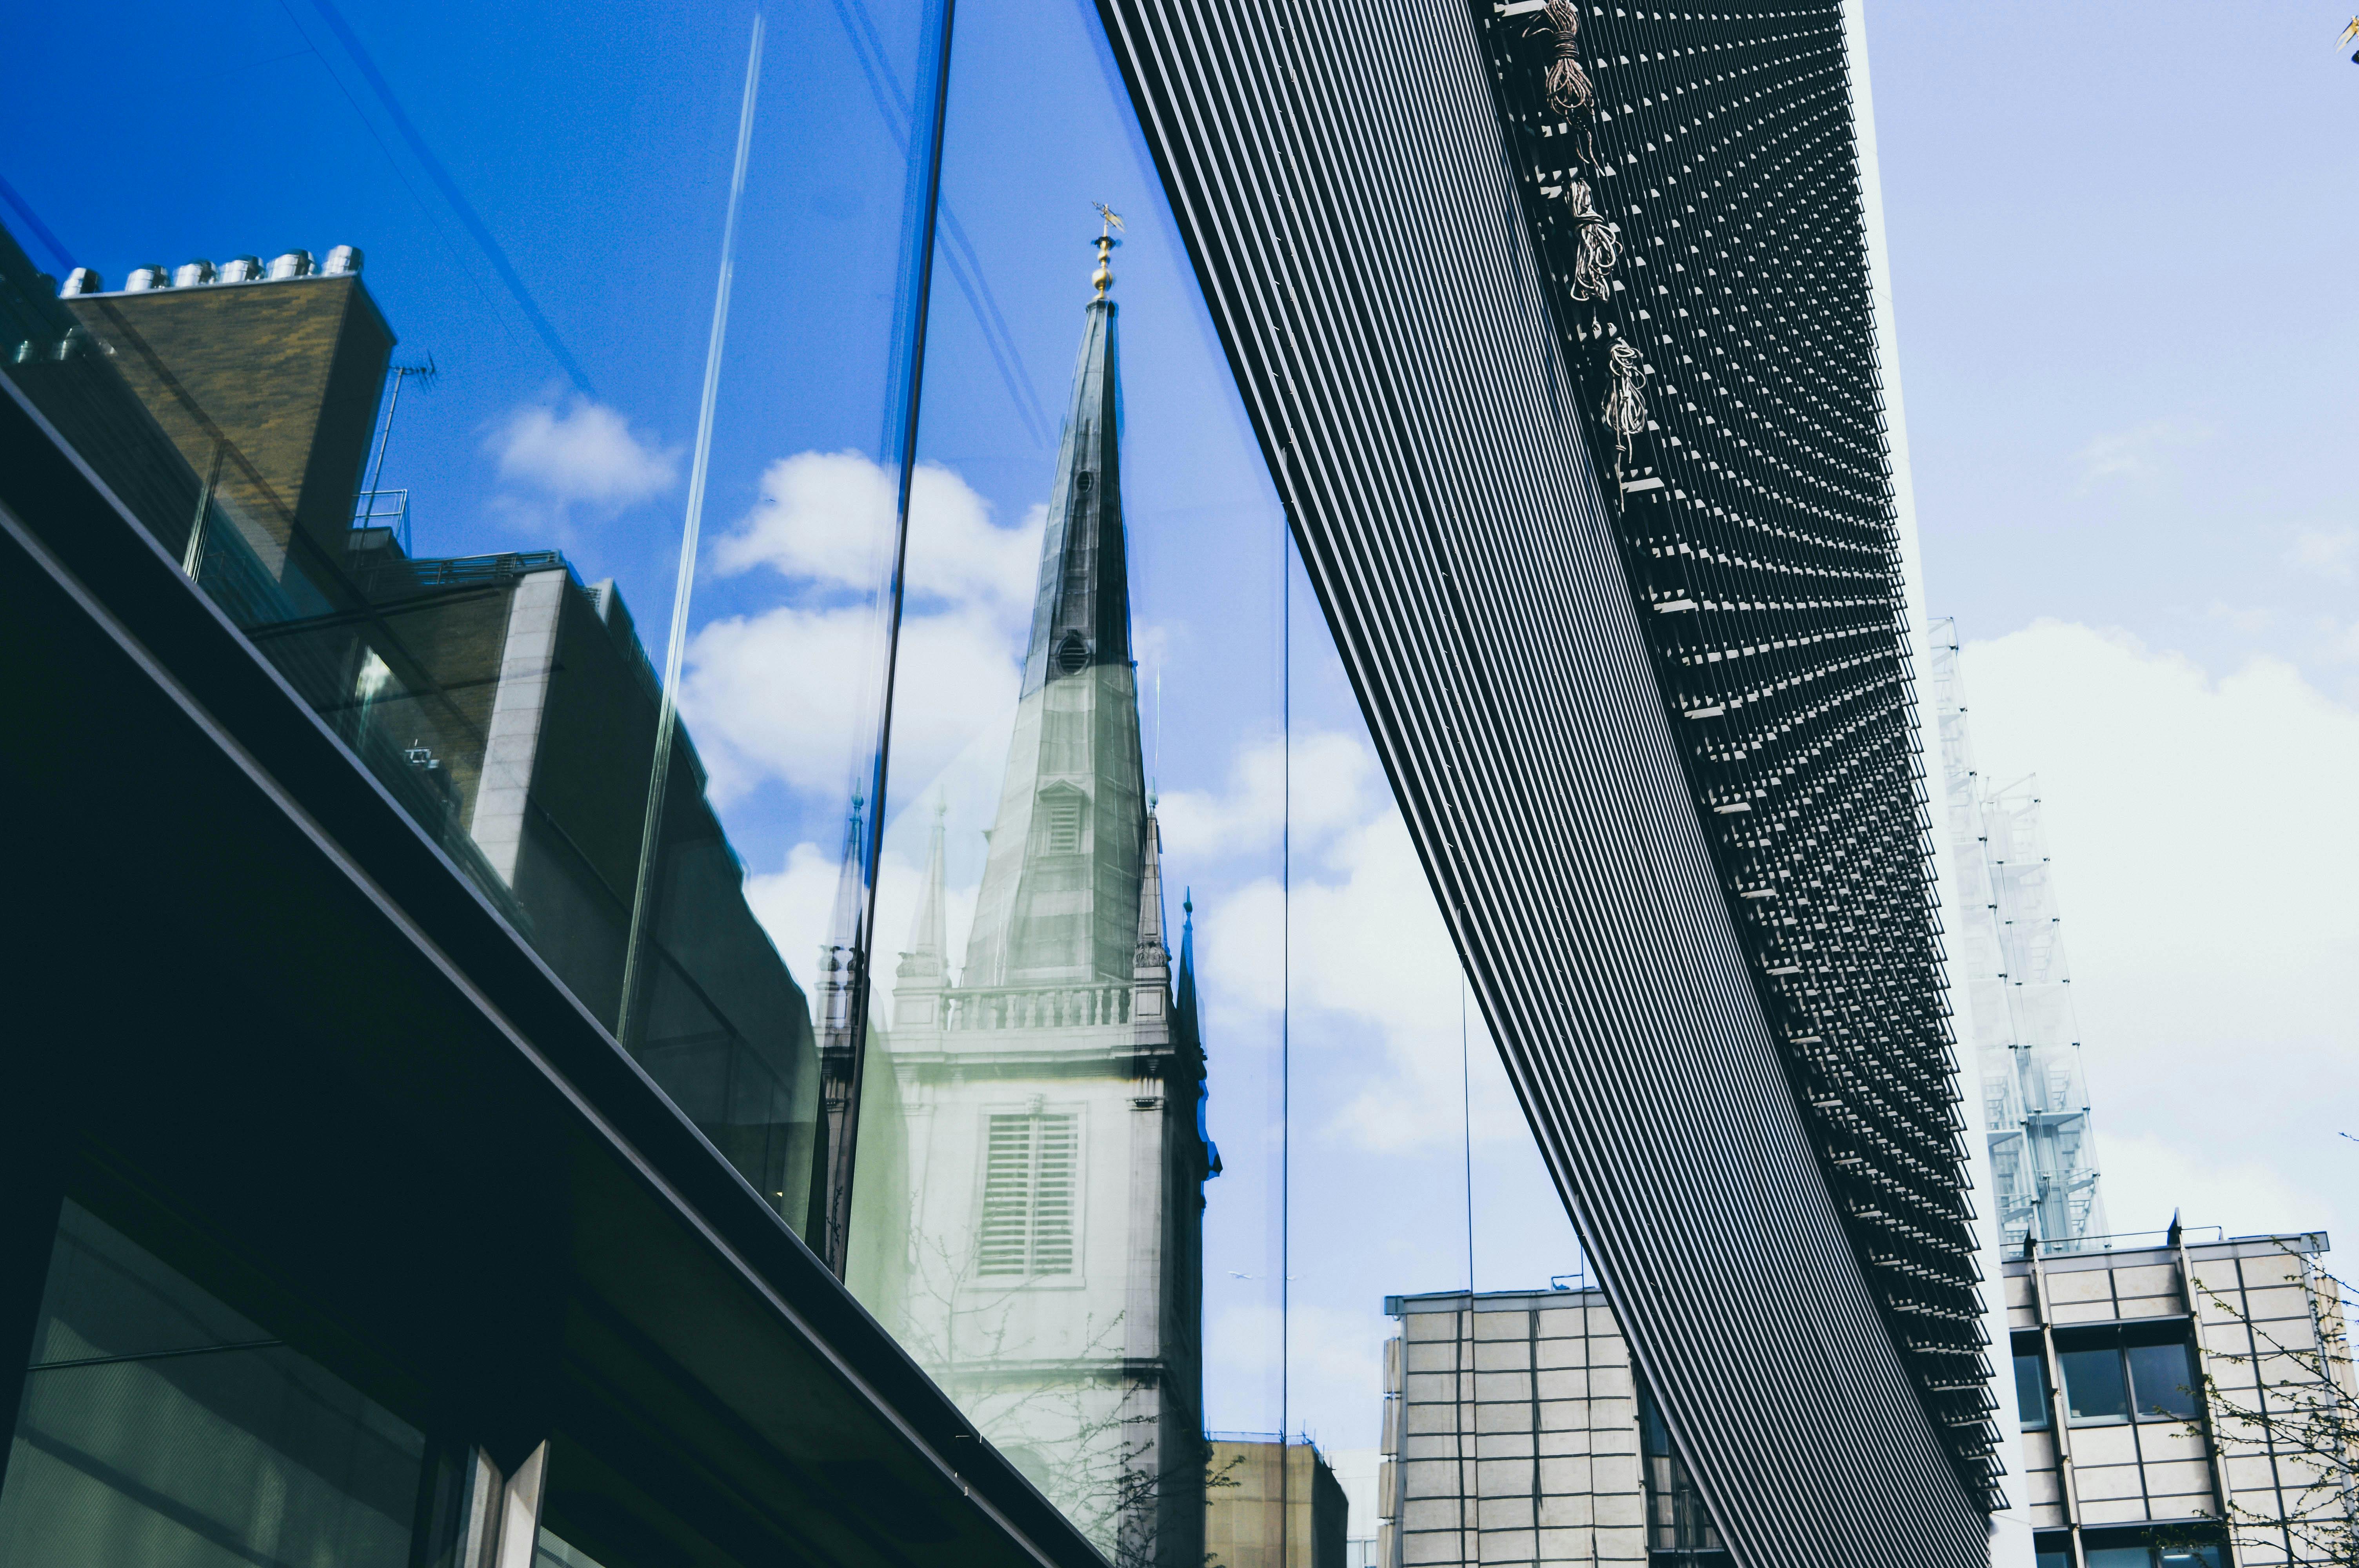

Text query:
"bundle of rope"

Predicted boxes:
[[1560, 179, 1620, 301], [1530, 0, 1595, 123], [1601, 338, 1650, 459]]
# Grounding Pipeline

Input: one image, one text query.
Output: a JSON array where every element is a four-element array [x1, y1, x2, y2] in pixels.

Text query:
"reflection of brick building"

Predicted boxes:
[[850, 265, 1216, 1568], [58, 253, 818, 1229], [66, 251, 392, 579], [1205, 1437, 1348, 1568]]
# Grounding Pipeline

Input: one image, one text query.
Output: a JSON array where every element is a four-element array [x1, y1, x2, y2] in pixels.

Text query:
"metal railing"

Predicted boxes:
[[353, 487, 411, 554]]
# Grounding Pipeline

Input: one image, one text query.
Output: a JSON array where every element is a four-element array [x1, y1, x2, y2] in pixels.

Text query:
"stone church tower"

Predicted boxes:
[[851, 225, 1216, 1568]]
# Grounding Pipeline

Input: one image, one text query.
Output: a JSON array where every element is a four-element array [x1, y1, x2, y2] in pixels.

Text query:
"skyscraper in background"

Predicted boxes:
[[1927, 620, 2106, 1250]]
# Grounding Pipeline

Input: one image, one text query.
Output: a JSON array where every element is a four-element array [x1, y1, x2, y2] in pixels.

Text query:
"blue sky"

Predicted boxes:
[[1866, 1, 2359, 1276], [6, 0, 2351, 1493]]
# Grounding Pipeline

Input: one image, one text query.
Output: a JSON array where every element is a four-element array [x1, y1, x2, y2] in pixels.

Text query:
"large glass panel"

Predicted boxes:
[[7, 7, 1576, 1566], [2060, 1345, 2131, 1425], [2126, 1339, 2200, 1422], [831, 4, 1289, 1557], [0, 1201, 458, 1568], [2014, 1350, 2051, 1428], [0, 1, 952, 1240]]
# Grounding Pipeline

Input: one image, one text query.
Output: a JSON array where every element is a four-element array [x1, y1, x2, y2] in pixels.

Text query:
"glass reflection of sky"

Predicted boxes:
[[4, 0, 1581, 1461]]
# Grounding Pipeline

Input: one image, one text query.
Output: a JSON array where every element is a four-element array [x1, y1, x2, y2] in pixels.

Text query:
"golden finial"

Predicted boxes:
[[1091, 202, 1125, 298]]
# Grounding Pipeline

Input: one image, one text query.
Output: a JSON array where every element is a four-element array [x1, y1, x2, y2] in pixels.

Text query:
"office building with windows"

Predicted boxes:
[[2007, 1229, 2354, 1568], [1097, 0, 1997, 1558], [1374, 1287, 1723, 1568]]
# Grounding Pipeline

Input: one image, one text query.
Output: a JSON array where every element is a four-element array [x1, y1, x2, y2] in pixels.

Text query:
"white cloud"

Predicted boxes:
[[2073, 417, 2210, 492], [745, 838, 980, 1009], [714, 450, 1041, 630], [681, 452, 1043, 807], [680, 602, 1018, 805], [1158, 730, 1379, 862], [1203, 1300, 1393, 1444], [2289, 526, 2358, 583], [1961, 621, 2359, 1250], [1180, 733, 1519, 1153], [489, 397, 679, 507]]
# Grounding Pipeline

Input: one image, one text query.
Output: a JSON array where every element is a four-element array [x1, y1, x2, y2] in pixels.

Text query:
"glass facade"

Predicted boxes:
[[2055, 1327, 2203, 1427], [2, 1202, 460, 1568], [0, 3, 1528, 1566]]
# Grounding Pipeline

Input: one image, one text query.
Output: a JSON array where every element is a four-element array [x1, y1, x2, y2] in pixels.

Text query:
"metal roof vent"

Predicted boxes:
[[322, 244, 363, 276], [267, 249, 314, 281], [59, 268, 103, 297], [174, 260, 216, 288], [125, 265, 169, 292], [218, 256, 262, 283]]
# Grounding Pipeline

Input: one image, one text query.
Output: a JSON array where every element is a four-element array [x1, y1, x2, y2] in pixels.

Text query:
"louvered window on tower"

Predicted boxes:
[[977, 1112, 1078, 1277], [1040, 793, 1084, 854]]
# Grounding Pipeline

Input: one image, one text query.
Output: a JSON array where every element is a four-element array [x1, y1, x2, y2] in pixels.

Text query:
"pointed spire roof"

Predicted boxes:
[[1175, 886, 1198, 1025], [1135, 811, 1169, 980], [817, 794, 867, 1042], [960, 223, 1149, 988], [899, 800, 949, 985]]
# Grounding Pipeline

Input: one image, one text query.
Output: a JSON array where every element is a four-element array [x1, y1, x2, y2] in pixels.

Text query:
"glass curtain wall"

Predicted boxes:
[[0, 1, 938, 1240], [2, 1, 1566, 1564]]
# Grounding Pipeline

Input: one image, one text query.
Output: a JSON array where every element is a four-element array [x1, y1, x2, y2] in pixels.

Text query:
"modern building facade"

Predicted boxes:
[[1928, 622, 2106, 1250], [1375, 1288, 1724, 1568], [2006, 1229, 2354, 1567], [1098, 1, 1992, 1560], [1205, 1437, 1348, 1568]]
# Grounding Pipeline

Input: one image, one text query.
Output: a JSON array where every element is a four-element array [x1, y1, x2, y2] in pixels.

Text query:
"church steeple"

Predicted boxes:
[[962, 214, 1148, 987]]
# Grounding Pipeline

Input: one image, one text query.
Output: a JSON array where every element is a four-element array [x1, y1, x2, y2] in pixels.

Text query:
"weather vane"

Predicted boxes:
[[1091, 202, 1124, 298]]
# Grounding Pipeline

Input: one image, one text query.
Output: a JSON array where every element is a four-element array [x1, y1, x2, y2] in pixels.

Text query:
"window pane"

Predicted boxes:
[[2060, 1347, 2130, 1423], [2084, 1550, 2151, 1568], [2158, 1547, 2223, 1568], [2128, 1341, 2201, 1420], [0, 1202, 440, 1568], [2014, 1352, 2050, 1428], [2034, 1549, 2071, 1568]]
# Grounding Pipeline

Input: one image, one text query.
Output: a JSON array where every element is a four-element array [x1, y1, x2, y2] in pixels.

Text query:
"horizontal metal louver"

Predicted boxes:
[[979, 1112, 1078, 1278]]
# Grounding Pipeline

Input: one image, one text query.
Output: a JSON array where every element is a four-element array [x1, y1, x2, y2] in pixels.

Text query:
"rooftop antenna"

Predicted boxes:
[[364, 353, 438, 504]]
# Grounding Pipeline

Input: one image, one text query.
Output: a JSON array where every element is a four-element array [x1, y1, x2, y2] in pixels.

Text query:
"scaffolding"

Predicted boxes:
[[1927, 621, 2108, 1251]]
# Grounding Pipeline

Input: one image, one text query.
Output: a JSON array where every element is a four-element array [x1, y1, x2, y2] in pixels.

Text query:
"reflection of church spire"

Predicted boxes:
[[1175, 887, 1198, 1028], [901, 800, 949, 985], [961, 216, 1147, 987], [1135, 805, 1168, 980], [893, 802, 952, 1029], [818, 794, 867, 1041]]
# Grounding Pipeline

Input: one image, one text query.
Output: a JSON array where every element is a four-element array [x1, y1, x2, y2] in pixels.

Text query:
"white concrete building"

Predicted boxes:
[[2006, 1229, 2355, 1567], [1374, 1288, 1724, 1568]]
